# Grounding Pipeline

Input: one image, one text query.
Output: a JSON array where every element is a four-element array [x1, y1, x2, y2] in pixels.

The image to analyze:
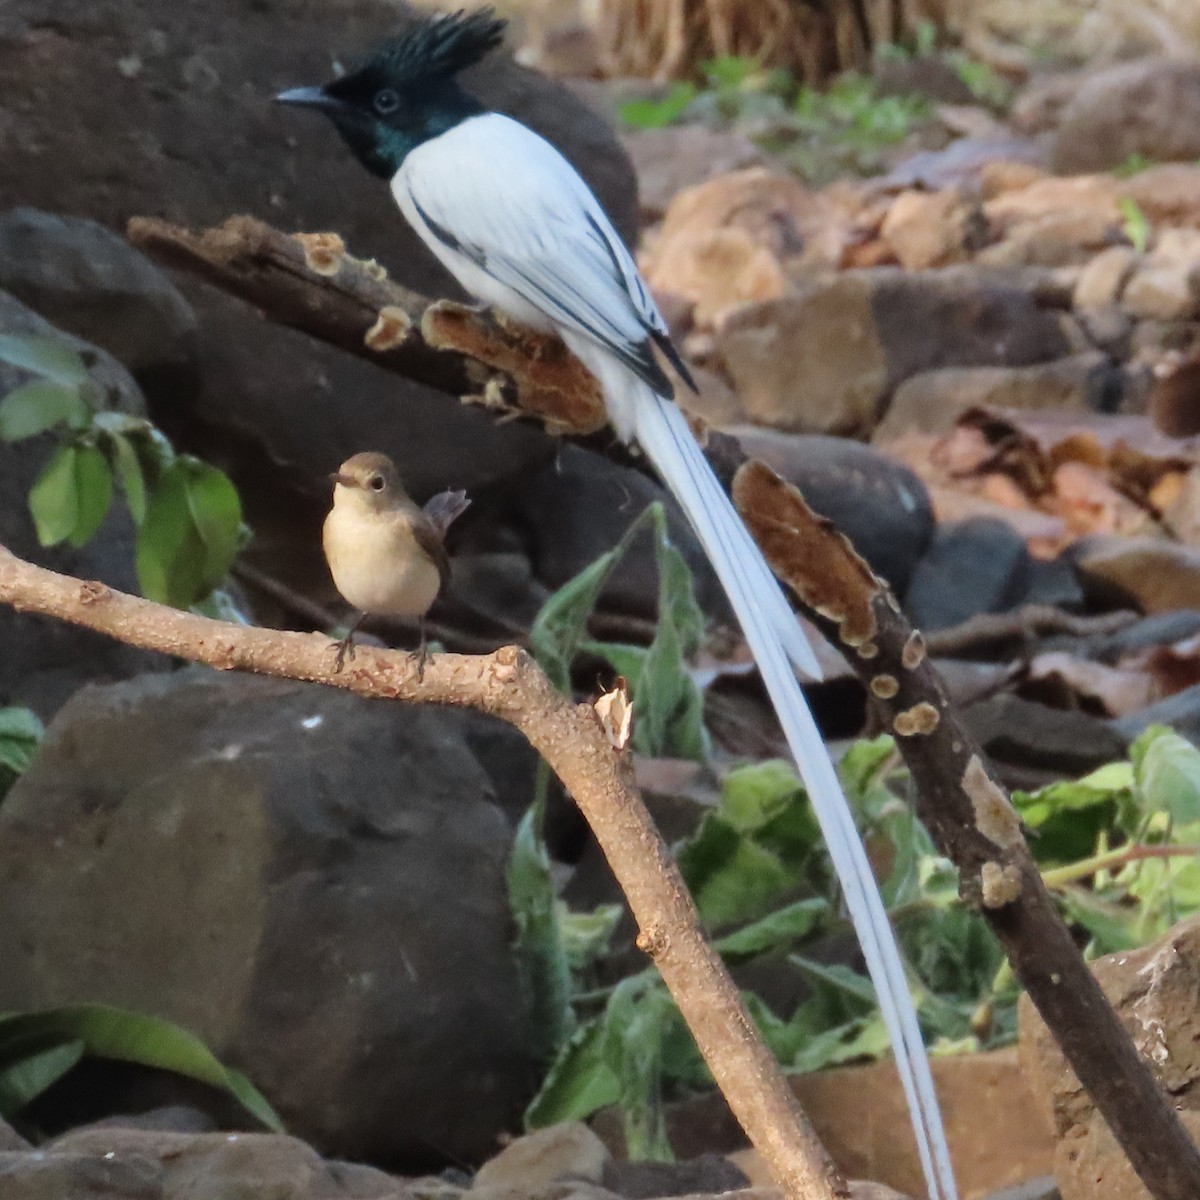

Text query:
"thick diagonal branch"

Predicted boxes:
[[130, 214, 1200, 1200], [0, 544, 845, 1200], [731, 462, 1200, 1200]]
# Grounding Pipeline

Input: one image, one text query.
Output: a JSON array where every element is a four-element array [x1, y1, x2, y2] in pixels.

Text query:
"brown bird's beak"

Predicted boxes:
[[329, 472, 357, 488]]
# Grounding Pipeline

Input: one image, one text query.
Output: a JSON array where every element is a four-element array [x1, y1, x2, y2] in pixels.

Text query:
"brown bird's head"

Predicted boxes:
[[329, 452, 404, 514]]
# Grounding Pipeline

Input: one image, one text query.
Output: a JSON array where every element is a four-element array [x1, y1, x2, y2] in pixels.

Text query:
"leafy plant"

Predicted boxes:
[[0, 707, 42, 802], [0, 1003, 282, 1130], [0, 334, 246, 611], [529, 501, 707, 761], [618, 55, 933, 185], [1118, 197, 1151, 254]]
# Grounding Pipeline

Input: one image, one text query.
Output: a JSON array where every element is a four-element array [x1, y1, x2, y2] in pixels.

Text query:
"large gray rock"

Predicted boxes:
[[0, 0, 642, 497], [0, 291, 165, 716], [0, 1126, 406, 1200], [0, 207, 198, 398], [0, 670, 541, 1166], [1051, 58, 1200, 175]]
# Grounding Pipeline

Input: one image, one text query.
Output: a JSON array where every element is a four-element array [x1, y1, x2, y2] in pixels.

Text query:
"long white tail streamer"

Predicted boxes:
[[632, 388, 957, 1200]]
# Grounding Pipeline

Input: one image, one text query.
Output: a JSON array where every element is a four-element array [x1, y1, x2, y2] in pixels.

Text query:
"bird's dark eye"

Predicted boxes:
[[369, 475, 386, 492], [373, 88, 400, 116]]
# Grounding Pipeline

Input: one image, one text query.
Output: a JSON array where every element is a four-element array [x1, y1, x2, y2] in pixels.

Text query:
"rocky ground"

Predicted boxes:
[[4, 1, 1200, 1199]]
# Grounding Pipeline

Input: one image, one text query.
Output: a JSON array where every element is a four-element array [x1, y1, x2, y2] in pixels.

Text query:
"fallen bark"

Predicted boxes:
[[131, 214, 1200, 1200]]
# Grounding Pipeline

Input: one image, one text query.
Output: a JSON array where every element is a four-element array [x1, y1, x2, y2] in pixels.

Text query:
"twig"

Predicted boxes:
[[132, 213, 1200, 1199], [924, 606, 1142, 660], [0, 544, 846, 1200], [1042, 844, 1200, 889], [729, 461, 1200, 1200]]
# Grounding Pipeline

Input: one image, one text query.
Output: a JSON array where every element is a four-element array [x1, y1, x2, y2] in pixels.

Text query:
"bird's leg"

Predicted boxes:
[[332, 612, 365, 673], [413, 615, 430, 682]]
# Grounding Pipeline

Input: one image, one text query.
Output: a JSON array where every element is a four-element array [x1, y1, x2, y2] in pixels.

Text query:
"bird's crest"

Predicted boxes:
[[363, 8, 507, 85]]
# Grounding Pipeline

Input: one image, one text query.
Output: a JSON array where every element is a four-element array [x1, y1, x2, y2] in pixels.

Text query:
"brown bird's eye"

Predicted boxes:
[[369, 475, 385, 491]]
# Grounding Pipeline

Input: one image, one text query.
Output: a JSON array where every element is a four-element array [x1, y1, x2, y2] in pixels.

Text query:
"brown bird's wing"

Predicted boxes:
[[422, 489, 471, 537], [416, 490, 470, 592]]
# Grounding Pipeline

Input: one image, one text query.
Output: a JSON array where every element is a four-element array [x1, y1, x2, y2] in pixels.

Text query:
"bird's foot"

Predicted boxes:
[[332, 632, 357, 674]]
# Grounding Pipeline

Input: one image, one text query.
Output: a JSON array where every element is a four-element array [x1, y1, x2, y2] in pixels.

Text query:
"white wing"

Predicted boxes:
[[397, 113, 690, 396]]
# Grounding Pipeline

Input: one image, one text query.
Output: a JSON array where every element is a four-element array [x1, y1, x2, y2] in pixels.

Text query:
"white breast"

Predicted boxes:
[[323, 505, 441, 617]]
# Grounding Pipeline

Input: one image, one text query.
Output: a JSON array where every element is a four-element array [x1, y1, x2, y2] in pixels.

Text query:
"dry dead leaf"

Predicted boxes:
[[594, 677, 634, 750]]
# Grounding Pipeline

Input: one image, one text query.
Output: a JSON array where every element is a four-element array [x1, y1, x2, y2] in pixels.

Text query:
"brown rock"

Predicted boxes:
[[716, 269, 1071, 436], [1123, 164, 1200, 230], [876, 353, 1116, 440], [1051, 59, 1200, 174], [1075, 535, 1200, 612], [1019, 915, 1200, 1200], [1122, 229, 1200, 320], [1072, 247, 1139, 310], [601, 1048, 1052, 1200], [976, 211, 1121, 270], [985, 176, 1123, 235], [1055, 1110, 1200, 1200], [879, 189, 983, 270], [642, 169, 844, 326], [978, 160, 1049, 200], [472, 1124, 610, 1190], [622, 126, 766, 220], [716, 273, 887, 434]]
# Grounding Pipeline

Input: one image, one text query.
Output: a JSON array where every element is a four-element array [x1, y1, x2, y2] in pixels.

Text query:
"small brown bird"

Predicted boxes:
[[323, 452, 470, 673]]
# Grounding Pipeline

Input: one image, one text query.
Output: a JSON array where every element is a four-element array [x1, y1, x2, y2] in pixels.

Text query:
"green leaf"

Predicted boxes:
[[28, 445, 80, 546], [0, 335, 88, 385], [792, 1013, 893, 1072], [65, 445, 114, 548], [1119, 197, 1151, 253], [1132, 726, 1200, 825], [715, 898, 829, 962], [0, 1040, 84, 1113], [507, 803, 572, 1059], [109, 432, 147, 524], [619, 83, 697, 130], [0, 706, 44, 801], [677, 813, 792, 926], [27, 443, 113, 549], [789, 955, 877, 1006], [0, 380, 88, 441], [0, 1004, 282, 1129], [1013, 762, 1133, 863], [721, 759, 804, 832], [559, 904, 622, 972], [530, 503, 658, 692], [137, 459, 242, 607], [604, 981, 673, 1161], [525, 1018, 619, 1128]]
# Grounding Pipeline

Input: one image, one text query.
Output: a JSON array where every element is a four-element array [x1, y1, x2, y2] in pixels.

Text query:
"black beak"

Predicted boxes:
[[275, 86, 339, 111]]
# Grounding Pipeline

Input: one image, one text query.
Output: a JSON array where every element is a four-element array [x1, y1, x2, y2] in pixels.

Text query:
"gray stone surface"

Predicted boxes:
[[0, 670, 540, 1165]]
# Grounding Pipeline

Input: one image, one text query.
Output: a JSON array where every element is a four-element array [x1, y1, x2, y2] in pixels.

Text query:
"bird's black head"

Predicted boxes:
[[275, 8, 506, 178]]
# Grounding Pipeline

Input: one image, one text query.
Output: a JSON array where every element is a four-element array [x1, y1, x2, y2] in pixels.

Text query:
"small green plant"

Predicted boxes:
[[0, 334, 246, 612], [0, 707, 42, 803], [1119, 197, 1152, 253], [618, 55, 934, 185], [0, 1003, 281, 1130], [513, 544, 1200, 1169], [1113, 153, 1154, 179]]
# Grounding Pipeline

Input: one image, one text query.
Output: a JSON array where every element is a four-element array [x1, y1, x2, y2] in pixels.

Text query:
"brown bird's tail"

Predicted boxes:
[[422, 489, 471, 536]]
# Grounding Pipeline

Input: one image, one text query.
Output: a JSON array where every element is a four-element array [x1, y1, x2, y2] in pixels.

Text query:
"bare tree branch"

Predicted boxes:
[[0, 543, 847, 1200], [129, 213, 1200, 1199]]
